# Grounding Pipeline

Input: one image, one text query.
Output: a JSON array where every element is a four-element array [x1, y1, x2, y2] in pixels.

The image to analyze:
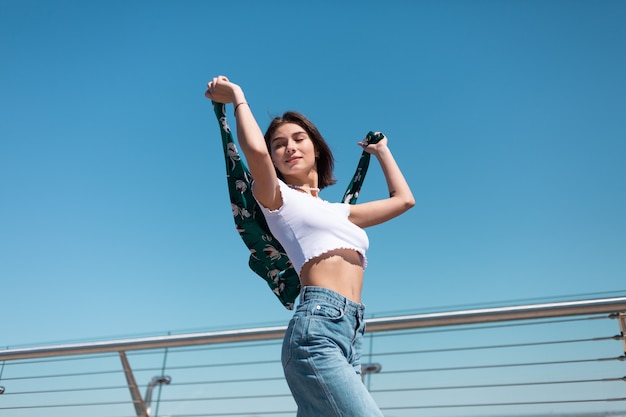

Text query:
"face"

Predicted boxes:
[[269, 123, 318, 180]]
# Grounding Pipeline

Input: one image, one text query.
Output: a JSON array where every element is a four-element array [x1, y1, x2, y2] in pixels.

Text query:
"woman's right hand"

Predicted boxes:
[[206, 76, 279, 210], [204, 76, 243, 104]]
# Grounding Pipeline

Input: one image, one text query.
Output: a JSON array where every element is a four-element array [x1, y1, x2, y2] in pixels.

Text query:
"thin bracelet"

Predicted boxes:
[[234, 102, 248, 115]]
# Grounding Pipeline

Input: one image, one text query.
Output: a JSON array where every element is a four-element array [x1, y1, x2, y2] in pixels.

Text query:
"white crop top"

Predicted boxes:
[[256, 180, 369, 276]]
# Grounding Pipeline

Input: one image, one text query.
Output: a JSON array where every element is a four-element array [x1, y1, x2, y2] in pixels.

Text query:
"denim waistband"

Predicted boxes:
[[299, 286, 365, 316]]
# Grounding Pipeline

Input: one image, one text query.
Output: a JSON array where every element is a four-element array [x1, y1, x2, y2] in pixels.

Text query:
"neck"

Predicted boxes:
[[287, 183, 320, 192]]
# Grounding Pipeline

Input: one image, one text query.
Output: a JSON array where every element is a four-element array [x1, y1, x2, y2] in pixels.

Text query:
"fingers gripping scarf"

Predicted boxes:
[[212, 101, 382, 309]]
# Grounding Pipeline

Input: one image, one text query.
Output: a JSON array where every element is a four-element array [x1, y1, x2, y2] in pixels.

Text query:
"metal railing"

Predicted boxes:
[[1, 296, 625, 417]]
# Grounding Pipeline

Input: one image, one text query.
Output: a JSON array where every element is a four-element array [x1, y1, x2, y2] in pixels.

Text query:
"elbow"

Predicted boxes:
[[404, 196, 416, 211], [401, 189, 416, 212], [400, 188, 416, 210], [391, 189, 415, 214], [392, 193, 415, 215]]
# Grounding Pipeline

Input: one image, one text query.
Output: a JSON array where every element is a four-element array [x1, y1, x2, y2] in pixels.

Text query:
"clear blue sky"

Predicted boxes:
[[1, 0, 625, 349]]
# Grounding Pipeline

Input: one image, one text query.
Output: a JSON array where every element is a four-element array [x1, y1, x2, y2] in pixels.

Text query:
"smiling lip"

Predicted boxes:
[[285, 156, 302, 163]]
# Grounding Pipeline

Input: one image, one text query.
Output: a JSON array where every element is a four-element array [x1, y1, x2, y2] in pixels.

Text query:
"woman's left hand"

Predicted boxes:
[[358, 132, 388, 156]]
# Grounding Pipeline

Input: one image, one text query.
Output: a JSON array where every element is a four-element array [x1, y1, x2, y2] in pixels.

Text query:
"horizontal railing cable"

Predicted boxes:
[[370, 377, 626, 393], [0, 384, 129, 396], [5, 397, 624, 415], [0, 368, 122, 381], [7, 373, 624, 398], [12, 372, 626, 393], [154, 392, 293, 403], [170, 412, 294, 416], [0, 352, 120, 367], [0, 399, 141, 410], [0, 392, 294, 412], [379, 356, 626, 374], [163, 375, 286, 385], [381, 397, 626, 411], [1, 357, 283, 381], [372, 335, 618, 357]]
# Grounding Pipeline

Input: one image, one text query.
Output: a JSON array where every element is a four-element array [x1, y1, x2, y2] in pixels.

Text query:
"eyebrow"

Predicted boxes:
[[270, 129, 308, 143]]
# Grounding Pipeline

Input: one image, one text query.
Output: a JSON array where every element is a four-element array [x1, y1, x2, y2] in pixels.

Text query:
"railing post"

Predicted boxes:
[[119, 351, 148, 417], [361, 363, 382, 383], [145, 375, 171, 416]]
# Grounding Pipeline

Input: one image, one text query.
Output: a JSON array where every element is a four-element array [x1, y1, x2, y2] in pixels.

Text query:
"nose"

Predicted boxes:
[[285, 139, 297, 153]]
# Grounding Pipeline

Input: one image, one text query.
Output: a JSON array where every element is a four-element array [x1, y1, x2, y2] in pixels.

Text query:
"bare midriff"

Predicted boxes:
[[299, 248, 365, 304]]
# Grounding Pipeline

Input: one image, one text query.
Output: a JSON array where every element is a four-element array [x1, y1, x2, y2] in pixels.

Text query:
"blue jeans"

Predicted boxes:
[[282, 286, 384, 417]]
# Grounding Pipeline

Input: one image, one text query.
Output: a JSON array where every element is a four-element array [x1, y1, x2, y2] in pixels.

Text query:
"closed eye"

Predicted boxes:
[[271, 139, 287, 151]]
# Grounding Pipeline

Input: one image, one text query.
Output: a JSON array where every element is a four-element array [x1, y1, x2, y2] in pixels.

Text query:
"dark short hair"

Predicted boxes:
[[264, 111, 336, 189]]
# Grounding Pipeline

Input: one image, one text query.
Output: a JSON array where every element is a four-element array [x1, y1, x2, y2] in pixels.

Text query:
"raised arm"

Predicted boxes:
[[205, 76, 281, 210], [348, 134, 415, 228]]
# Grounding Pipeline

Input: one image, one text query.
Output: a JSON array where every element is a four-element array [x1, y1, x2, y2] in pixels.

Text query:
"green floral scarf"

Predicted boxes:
[[212, 101, 382, 309]]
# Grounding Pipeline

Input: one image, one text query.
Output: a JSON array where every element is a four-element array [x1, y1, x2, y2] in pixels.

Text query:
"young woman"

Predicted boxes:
[[205, 75, 415, 417]]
